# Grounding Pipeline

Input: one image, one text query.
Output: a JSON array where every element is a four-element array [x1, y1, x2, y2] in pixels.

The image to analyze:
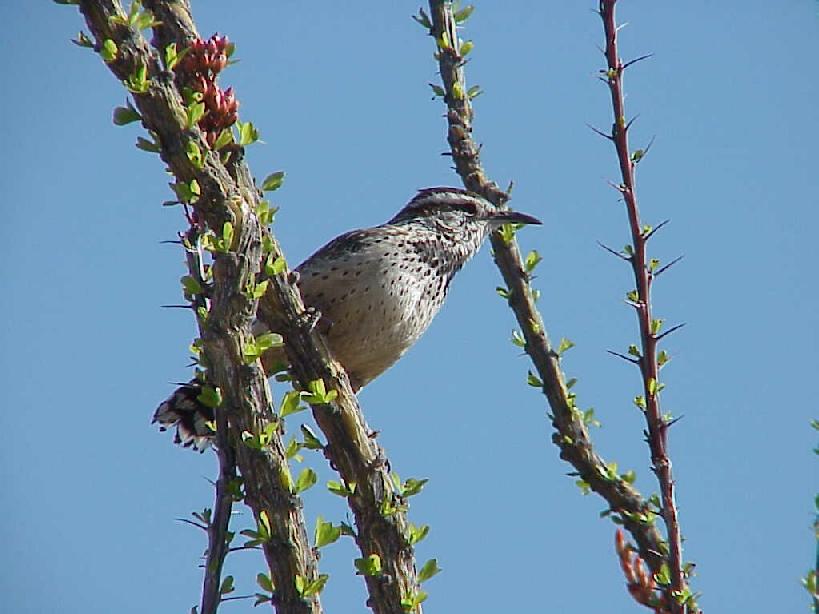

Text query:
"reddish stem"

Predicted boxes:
[[599, 1, 687, 612]]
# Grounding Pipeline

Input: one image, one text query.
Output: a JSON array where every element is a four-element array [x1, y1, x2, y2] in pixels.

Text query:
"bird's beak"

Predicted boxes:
[[487, 209, 542, 225]]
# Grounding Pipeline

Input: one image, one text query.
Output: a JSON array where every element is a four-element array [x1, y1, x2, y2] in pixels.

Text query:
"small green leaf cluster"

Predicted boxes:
[[392, 473, 428, 500], [235, 120, 260, 146], [303, 379, 337, 405], [110, 0, 160, 31], [327, 479, 357, 498], [241, 510, 273, 547], [200, 222, 234, 253], [295, 573, 328, 598], [124, 63, 150, 94], [354, 554, 382, 577]]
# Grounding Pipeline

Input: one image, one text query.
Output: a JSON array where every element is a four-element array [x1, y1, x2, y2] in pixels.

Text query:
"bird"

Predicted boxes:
[[154, 187, 541, 449]]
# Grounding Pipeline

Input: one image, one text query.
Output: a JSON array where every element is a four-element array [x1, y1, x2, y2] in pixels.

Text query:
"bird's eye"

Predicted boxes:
[[453, 200, 478, 215]]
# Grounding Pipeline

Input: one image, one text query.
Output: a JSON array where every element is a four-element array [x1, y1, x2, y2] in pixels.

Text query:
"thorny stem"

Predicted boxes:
[[183, 229, 237, 614], [599, 1, 692, 611], [75, 2, 322, 612], [426, 0, 670, 578]]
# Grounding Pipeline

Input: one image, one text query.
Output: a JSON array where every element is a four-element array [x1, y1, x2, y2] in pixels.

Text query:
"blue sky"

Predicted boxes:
[[2, 1, 817, 612]]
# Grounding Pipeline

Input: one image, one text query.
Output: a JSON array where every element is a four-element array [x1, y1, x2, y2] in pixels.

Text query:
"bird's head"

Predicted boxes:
[[389, 187, 541, 233]]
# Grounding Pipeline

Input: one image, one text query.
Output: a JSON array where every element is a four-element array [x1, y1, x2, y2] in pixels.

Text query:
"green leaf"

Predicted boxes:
[[459, 40, 474, 56], [186, 140, 204, 169], [400, 478, 428, 498], [256, 572, 274, 593], [657, 350, 670, 368], [524, 250, 543, 273], [354, 554, 382, 576], [300, 425, 323, 450], [407, 523, 430, 546], [219, 575, 235, 595], [113, 102, 141, 126], [327, 480, 356, 497], [527, 371, 542, 388], [654, 563, 671, 586], [498, 224, 515, 245], [626, 289, 640, 303], [279, 390, 306, 419], [314, 517, 342, 549], [429, 83, 446, 98], [250, 279, 270, 300], [557, 337, 575, 355], [197, 386, 222, 409], [100, 38, 118, 62], [647, 378, 658, 396], [124, 63, 149, 93], [256, 199, 278, 226], [265, 255, 287, 276], [411, 8, 432, 29], [236, 120, 259, 145], [213, 127, 233, 150], [257, 332, 283, 351], [511, 330, 526, 348], [582, 408, 600, 427], [417, 559, 441, 583], [453, 5, 475, 23], [651, 318, 664, 335], [467, 85, 483, 99], [133, 8, 160, 31], [633, 395, 646, 410], [135, 135, 160, 153], [221, 221, 234, 249], [284, 438, 302, 461], [261, 171, 285, 192], [301, 574, 328, 597], [186, 101, 206, 129], [496, 286, 510, 299], [304, 379, 337, 404], [294, 468, 317, 493], [400, 591, 428, 611], [180, 275, 202, 296], [575, 479, 591, 495]]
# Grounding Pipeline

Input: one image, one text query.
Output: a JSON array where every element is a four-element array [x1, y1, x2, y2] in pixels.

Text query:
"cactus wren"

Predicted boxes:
[[155, 187, 540, 448]]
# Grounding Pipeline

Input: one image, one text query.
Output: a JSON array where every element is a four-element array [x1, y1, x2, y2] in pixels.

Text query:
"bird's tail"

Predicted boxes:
[[152, 380, 215, 451]]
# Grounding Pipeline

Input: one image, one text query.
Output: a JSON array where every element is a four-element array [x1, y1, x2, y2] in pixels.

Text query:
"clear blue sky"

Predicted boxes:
[[2, 2, 817, 612]]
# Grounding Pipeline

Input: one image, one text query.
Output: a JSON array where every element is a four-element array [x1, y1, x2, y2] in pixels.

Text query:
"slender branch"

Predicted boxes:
[[182, 229, 237, 614], [599, 1, 694, 611], [74, 2, 321, 612], [426, 0, 668, 574]]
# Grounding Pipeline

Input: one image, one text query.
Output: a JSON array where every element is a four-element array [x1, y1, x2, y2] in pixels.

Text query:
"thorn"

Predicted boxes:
[[654, 255, 684, 277], [176, 518, 208, 531], [655, 322, 686, 342], [440, 151, 453, 157], [159, 239, 183, 245], [643, 219, 670, 240], [607, 179, 626, 194], [607, 349, 640, 365], [625, 114, 640, 133], [587, 122, 613, 141], [160, 304, 193, 309], [597, 241, 631, 261], [622, 53, 654, 71], [643, 135, 657, 157], [666, 414, 684, 428]]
